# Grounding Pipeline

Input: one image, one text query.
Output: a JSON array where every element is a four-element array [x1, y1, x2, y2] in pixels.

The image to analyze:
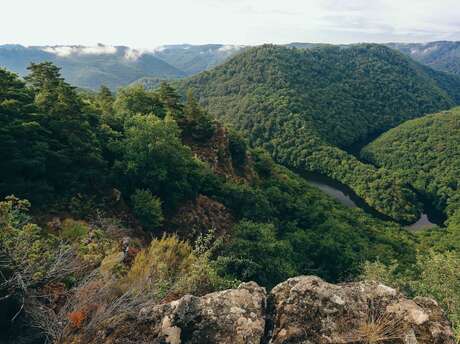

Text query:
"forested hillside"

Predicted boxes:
[[178, 44, 460, 222], [362, 107, 460, 219], [1, 63, 427, 342], [151, 44, 245, 75]]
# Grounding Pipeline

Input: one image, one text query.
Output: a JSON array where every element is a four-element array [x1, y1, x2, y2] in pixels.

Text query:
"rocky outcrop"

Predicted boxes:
[[74, 276, 456, 344], [267, 276, 455, 344], [85, 282, 266, 344], [168, 195, 235, 240]]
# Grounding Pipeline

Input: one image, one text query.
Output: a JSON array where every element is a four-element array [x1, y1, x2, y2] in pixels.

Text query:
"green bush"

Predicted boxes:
[[131, 189, 164, 231], [60, 219, 90, 241], [228, 130, 247, 168], [114, 114, 203, 210], [215, 220, 296, 288]]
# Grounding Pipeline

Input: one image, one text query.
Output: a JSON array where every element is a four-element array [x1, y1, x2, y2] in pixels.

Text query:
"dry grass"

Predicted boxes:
[[342, 300, 408, 344]]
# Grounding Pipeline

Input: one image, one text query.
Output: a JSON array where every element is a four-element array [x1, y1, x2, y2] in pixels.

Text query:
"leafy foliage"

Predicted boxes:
[[130, 189, 163, 231], [0, 62, 419, 291], [113, 84, 165, 119], [113, 114, 204, 210], [362, 107, 460, 218], [0, 64, 107, 204]]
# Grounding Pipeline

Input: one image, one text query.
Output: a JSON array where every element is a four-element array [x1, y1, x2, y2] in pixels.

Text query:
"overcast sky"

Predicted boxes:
[[2, 0, 459, 47]]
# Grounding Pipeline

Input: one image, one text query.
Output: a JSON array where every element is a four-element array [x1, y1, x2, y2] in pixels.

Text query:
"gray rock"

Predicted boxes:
[[76, 276, 455, 344], [267, 276, 456, 344]]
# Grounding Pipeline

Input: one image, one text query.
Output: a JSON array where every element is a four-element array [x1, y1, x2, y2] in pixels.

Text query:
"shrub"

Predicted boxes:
[[61, 219, 90, 241], [120, 234, 232, 300], [360, 260, 402, 290], [215, 220, 296, 288], [131, 189, 163, 231], [228, 129, 247, 168]]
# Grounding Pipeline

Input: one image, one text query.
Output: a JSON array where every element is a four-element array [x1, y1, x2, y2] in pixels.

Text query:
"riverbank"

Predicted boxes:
[[303, 172, 441, 230]]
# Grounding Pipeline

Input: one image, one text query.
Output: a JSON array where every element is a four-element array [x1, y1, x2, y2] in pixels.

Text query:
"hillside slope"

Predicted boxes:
[[152, 44, 245, 75], [178, 44, 460, 222], [362, 107, 460, 219]]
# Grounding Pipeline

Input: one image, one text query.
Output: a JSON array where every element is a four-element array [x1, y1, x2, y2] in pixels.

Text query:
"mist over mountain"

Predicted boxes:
[[0, 44, 246, 90], [152, 44, 245, 75], [2, 41, 459, 91], [0, 44, 185, 90]]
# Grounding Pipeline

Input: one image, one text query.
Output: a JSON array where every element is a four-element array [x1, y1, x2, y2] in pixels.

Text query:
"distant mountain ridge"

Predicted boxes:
[[1, 41, 459, 90], [0, 44, 186, 90], [0, 44, 245, 90], [152, 44, 246, 75], [387, 41, 460, 76]]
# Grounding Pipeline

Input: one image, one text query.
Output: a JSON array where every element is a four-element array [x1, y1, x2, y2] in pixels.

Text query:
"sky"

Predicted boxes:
[[1, 0, 460, 47]]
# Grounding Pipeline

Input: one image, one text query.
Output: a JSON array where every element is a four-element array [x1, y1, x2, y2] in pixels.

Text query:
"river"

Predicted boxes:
[[304, 172, 438, 230]]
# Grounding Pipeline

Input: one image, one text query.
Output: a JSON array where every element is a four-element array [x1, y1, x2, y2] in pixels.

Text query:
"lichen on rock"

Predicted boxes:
[[69, 276, 455, 344]]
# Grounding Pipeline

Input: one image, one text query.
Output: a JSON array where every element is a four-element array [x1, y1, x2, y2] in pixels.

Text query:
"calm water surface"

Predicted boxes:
[[304, 172, 437, 230]]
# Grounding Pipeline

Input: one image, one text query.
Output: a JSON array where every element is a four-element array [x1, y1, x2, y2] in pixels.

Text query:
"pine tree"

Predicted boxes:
[[158, 82, 183, 118]]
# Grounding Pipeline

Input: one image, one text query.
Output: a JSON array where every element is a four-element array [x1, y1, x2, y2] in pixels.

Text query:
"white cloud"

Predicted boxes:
[[42, 44, 117, 57], [124, 47, 159, 60], [217, 45, 244, 52]]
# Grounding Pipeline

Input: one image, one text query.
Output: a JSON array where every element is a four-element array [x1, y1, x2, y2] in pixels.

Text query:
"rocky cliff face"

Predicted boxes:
[[73, 276, 455, 344]]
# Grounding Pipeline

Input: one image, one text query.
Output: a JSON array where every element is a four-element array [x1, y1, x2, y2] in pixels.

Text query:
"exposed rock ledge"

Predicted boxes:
[[83, 276, 455, 344]]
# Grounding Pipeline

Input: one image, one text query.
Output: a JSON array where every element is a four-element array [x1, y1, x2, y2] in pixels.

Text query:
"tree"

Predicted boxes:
[[25, 62, 81, 115], [0, 68, 35, 115], [0, 68, 50, 201], [158, 82, 183, 118], [113, 114, 202, 209], [183, 89, 215, 141], [216, 221, 296, 288], [18, 63, 107, 201], [95, 85, 115, 116], [113, 85, 165, 119], [131, 189, 163, 231]]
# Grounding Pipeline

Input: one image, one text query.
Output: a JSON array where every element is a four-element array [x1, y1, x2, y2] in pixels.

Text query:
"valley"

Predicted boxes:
[[1, 39, 460, 343]]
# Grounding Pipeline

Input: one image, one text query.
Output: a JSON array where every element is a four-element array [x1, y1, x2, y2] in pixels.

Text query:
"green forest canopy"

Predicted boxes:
[[0, 62, 418, 288], [362, 107, 460, 220], [178, 43, 460, 222]]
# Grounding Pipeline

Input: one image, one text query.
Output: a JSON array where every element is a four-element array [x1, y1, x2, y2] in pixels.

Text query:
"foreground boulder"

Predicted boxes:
[[86, 282, 266, 344], [267, 276, 456, 344], [73, 276, 455, 344]]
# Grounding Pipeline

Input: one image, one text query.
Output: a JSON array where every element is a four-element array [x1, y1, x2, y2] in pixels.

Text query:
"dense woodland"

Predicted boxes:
[[362, 107, 460, 219], [1, 42, 460, 343], [178, 44, 460, 223]]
